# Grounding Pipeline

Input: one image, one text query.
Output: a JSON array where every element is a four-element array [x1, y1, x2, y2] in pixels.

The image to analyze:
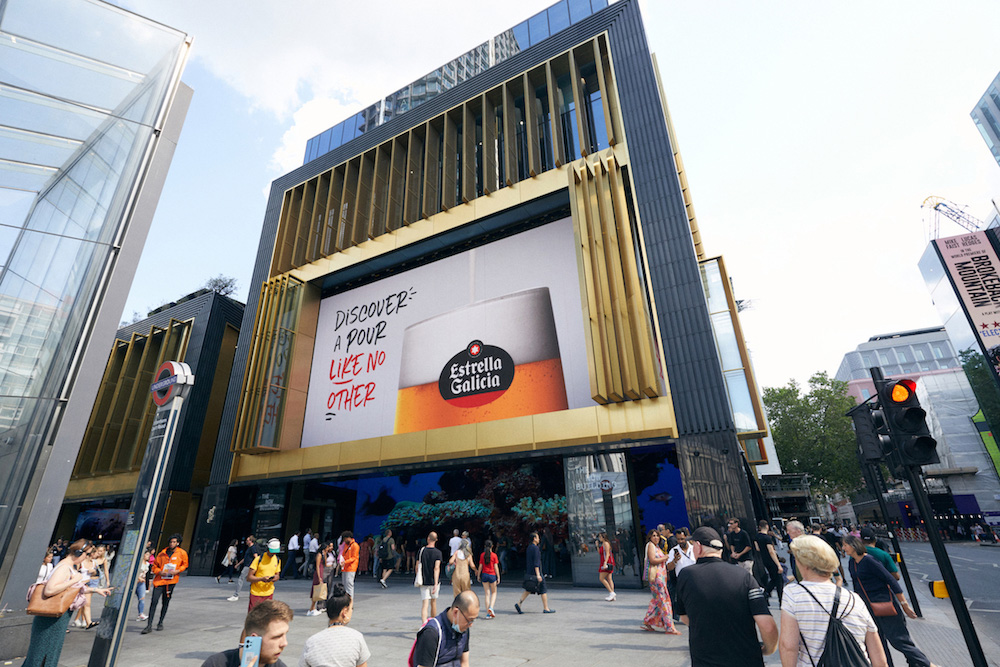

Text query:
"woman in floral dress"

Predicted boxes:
[[641, 529, 681, 634]]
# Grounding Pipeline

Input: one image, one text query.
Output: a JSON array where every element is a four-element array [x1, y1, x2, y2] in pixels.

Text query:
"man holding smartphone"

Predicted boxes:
[[248, 538, 283, 612], [201, 599, 293, 667]]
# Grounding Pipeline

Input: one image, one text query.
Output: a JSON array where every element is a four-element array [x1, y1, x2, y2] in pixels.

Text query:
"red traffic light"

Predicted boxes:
[[889, 379, 917, 403]]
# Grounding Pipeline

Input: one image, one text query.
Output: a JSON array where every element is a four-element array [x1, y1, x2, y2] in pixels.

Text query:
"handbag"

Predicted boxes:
[[414, 548, 424, 587], [522, 577, 539, 594], [26, 581, 79, 617], [856, 563, 898, 617], [445, 563, 455, 579]]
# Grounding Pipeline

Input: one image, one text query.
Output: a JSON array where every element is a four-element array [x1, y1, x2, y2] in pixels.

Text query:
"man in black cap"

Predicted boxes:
[[675, 526, 777, 666]]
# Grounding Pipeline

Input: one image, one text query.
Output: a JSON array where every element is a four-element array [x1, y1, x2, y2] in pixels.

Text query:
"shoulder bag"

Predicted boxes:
[[796, 584, 871, 666], [414, 547, 425, 587], [26, 580, 79, 617], [855, 558, 897, 617]]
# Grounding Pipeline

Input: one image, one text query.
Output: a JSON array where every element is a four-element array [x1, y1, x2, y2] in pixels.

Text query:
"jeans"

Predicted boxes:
[[135, 581, 146, 616], [875, 612, 931, 667], [234, 568, 248, 596]]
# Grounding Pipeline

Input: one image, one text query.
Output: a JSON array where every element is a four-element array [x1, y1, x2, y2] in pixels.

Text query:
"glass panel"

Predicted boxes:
[[590, 0, 609, 12], [568, 0, 592, 23], [511, 21, 530, 50], [564, 452, 642, 588], [711, 311, 742, 371], [548, 2, 571, 33], [528, 12, 550, 46], [700, 259, 728, 313], [724, 369, 758, 432]]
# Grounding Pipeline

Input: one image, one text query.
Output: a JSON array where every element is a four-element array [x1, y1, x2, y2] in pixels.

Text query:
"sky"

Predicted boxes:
[[116, 0, 1000, 392]]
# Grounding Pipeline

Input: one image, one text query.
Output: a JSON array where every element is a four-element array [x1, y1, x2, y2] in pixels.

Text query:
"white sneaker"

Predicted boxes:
[[227, 595, 239, 602], [307, 609, 318, 616]]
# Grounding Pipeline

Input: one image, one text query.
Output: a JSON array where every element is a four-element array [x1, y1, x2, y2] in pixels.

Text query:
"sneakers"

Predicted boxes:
[[605, 592, 616, 601], [306, 609, 320, 616], [137, 614, 148, 621], [215, 575, 221, 583], [227, 595, 239, 602], [141, 626, 152, 635], [487, 607, 495, 619], [514, 603, 523, 614], [543, 609, 556, 614], [155, 623, 164, 631], [379, 579, 387, 589]]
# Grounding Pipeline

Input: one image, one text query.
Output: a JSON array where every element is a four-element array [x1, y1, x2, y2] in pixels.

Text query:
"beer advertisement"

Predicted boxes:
[[301, 218, 592, 446]]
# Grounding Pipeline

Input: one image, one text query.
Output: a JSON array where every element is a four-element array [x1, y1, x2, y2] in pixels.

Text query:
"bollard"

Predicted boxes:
[[928, 580, 949, 598]]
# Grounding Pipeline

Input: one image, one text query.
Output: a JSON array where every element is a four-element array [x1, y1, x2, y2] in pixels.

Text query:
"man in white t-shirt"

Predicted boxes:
[[282, 532, 300, 580], [666, 528, 695, 621], [448, 529, 462, 560]]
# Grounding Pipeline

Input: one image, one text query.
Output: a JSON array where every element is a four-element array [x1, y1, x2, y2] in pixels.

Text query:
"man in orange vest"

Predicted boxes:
[[143, 533, 189, 634]]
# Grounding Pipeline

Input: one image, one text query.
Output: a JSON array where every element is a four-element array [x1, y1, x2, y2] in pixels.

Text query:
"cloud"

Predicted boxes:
[[270, 97, 355, 173]]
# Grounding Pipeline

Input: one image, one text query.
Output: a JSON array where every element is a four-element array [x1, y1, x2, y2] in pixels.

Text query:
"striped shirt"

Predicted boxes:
[[299, 626, 370, 667], [781, 581, 876, 667]]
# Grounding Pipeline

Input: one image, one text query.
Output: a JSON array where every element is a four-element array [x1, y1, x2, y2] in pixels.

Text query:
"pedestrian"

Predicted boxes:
[[514, 531, 554, 614], [860, 528, 900, 581], [784, 520, 805, 583], [449, 537, 472, 597], [754, 519, 784, 604], [475, 540, 500, 619], [358, 535, 372, 576], [247, 538, 283, 612], [307, 530, 320, 578], [200, 599, 293, 666], [727, 518, 753, 574], [23, 540, 111, 667], [665, 528, 695, 623], [657, 524, 677, 553], [135, 544, 152, 622], [778, 535, 887, 667], [217, 539, 238, 583], [448, 529, 462, 562], [93, 545, 111, 589], [283, 531, 301, 580], [419, 531, 443, 626], [142, 533, 189, 634], [341, 531, 359, 599], [596, 532, 616, 601], [300, 583, 371, 667], [675, 526, 777, 664], [70, 545, 98, 629], [405, 536, 417, 574], [378, 528, 398, 588], [410, 590, 479, 667], [35, 552, 54, 585], [843, 536, 934, 667], [540, 527, 555, 578], [229, 535, 259, 602], [640, 528, 680, 634], [308, 542, 331, 617]]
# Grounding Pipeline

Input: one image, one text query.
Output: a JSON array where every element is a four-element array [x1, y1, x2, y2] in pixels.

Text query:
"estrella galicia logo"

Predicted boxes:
[[438, 340, 514, 407]]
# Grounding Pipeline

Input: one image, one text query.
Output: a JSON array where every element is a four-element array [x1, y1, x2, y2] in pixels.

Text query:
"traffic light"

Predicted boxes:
[[849, 405, 892, 462], [879, 379, 939, 467]]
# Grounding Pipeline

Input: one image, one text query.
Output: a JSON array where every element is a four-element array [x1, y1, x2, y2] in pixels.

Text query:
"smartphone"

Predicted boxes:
[[241, 636, 261, 667]]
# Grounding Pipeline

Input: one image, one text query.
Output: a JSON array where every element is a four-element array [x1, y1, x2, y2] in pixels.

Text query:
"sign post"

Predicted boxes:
[[87, 361, 194, 667]]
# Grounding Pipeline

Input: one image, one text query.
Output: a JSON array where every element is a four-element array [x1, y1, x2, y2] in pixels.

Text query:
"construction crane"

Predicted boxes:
[[922, 196, 987, 239]]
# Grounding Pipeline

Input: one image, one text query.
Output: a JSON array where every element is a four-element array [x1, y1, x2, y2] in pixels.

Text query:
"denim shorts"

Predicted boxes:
[[481, 573, 497, 584]]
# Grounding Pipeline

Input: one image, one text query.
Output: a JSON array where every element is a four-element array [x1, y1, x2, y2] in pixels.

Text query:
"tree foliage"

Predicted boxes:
[[203, 274, 238, 296], [960, 347, 1000, 434], [762, 371, 863, 495]]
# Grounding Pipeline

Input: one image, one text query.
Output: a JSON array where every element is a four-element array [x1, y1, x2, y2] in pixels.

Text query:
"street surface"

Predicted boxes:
[[895, 541, 1000, 643], [6, 566, 1000, 666]]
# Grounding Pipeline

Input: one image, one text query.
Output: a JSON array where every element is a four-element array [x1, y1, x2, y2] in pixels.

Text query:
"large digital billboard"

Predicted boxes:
[[301, 218, 592, 446]]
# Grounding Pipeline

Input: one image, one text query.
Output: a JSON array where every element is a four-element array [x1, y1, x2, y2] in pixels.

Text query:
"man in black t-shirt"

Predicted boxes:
[[419, 531, 443, 625], [727, 518, 753, 574], [753, 520, 783, 603], [675, 527, 777, 666]]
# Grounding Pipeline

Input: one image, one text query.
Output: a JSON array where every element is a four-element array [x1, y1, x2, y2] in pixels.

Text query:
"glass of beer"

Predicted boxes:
[[394, 287, 568, 433]]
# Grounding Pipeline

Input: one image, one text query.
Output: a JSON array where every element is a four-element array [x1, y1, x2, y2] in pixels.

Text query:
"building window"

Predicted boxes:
[[914, 348, 926, 361], [897, 349, 908, 363], [861, 388, 871, 399], [878, 351, 891, 365]]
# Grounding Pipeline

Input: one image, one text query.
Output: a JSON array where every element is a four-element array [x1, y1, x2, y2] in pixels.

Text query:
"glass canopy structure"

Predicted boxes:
[[0, 0, 189, 600]]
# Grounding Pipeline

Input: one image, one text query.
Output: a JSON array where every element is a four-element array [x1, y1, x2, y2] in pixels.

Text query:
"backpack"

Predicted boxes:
[[797, 584, 871, 667], [407, 617, 443, 667], [378, 541, 391, 560]]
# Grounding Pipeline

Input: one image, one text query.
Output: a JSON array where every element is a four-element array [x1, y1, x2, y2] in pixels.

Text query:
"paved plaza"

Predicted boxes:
[[6, 566, 1000, 667]]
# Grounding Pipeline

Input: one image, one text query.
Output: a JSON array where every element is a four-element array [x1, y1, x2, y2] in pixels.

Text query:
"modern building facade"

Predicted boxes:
[[972, 71, 1000, 169], [0, 0, 191, 612], [192, 0, 764, 586], [53, 289, 242, 554]]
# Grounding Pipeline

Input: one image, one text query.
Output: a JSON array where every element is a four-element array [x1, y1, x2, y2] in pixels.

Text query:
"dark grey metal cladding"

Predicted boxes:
[[607, 2, 734, 436]]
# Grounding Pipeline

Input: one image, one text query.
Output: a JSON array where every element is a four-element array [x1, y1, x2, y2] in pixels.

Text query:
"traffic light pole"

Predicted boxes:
[[904, 464, 987, 667]]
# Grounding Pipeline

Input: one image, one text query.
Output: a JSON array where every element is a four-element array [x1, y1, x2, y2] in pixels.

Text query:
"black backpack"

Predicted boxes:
[[797, 584, 871, 667], [377, 540, 390, 560]]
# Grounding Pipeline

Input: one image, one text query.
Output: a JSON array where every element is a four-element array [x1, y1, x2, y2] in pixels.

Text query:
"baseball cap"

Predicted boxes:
[[860, 527, 876, 541], [267, 538, 281, 553], [690, 526, 724, 550]]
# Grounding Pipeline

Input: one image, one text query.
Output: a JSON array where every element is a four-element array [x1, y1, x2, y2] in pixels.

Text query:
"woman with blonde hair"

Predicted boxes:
[[779, 535, 886, 667]]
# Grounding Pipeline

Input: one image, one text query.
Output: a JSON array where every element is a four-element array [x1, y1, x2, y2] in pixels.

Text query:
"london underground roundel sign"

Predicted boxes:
[[150, 361, 194, 407]]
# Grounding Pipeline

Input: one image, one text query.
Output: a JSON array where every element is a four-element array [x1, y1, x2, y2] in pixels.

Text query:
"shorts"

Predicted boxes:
[[481, 573, 497, 584], [249, 594, 272, 611], [420, 585, 439, 601]]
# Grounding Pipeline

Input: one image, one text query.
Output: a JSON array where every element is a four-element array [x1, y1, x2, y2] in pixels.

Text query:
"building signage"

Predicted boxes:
[[935, 232, 1000, 375], [302, 218, 592, 446]]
